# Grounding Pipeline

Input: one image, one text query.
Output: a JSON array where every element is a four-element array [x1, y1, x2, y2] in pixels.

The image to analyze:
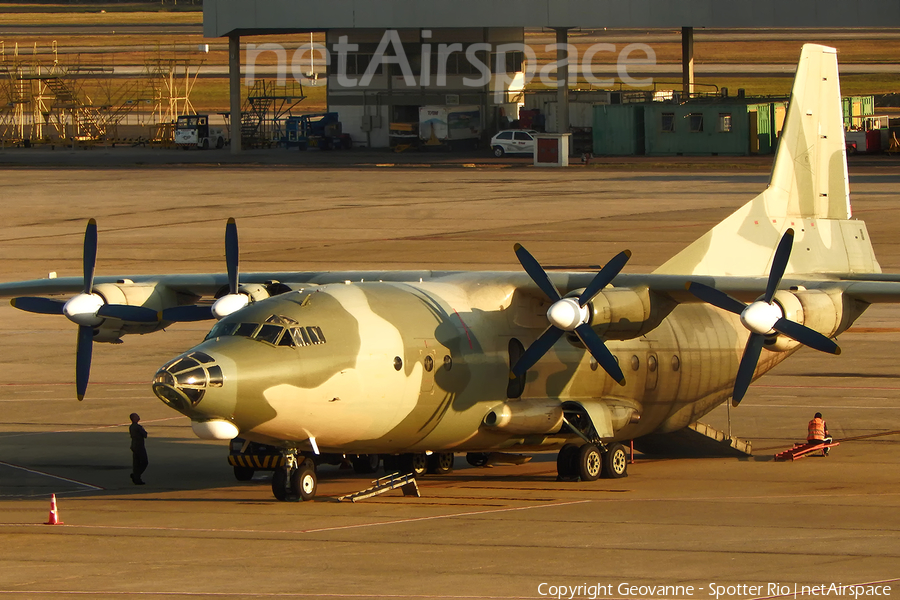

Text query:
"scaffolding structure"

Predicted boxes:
[[238, 80, 306, 147], [0, 41, 206, 144]]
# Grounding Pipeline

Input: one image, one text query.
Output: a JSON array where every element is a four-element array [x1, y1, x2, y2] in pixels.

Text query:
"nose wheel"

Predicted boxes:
[[272, 452, 317, 502]]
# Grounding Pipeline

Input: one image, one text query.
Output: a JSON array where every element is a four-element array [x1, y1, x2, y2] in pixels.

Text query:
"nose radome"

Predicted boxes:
[[152, 351, 225, 413]]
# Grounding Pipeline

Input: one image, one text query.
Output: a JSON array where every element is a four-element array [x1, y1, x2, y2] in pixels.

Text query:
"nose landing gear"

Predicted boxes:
[[272, 451, 317, 502]]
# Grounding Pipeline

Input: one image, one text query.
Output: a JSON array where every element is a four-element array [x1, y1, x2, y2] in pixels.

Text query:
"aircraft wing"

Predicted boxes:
[[629, 273, 900, 305], [0, 270, 445, 299]]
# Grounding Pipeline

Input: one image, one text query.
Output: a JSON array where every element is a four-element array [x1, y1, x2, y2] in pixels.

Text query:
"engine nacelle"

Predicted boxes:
[[93, 282, 163, 310], [765, 288, 842, 352], [482, 399, 563, 435], [91, 282, 177, 342], [237, 283, 272, 302], [586, 286, 674, 340]]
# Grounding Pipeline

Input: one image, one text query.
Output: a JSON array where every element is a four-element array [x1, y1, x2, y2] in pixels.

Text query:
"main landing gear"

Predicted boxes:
[[556, 442, 628, 481], [272, 451, 317, 502], [381, 452, 455, 476]]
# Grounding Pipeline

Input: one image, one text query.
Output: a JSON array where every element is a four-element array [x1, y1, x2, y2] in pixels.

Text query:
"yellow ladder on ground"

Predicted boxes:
[[337, 472, 420, 502]]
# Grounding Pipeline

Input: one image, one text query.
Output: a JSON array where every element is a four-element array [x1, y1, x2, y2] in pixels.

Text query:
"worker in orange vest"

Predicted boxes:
[[807, 412, 832, 456]]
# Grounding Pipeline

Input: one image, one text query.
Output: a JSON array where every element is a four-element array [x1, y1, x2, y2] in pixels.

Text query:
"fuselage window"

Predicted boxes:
[[255, 324, 284, 345], [278, 332, 295, 347], [234, 323, 259, 338]]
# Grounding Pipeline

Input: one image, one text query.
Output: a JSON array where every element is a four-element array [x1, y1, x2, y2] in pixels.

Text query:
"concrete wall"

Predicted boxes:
[[206, 0, 900, 36]]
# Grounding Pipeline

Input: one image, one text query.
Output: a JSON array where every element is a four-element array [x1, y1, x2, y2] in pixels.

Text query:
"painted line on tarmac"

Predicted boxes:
[[0, 416, 182, 439], [0, 591, 530, 598], [756, 383, 900, 391], [0, 382, 147, 387], [0, 460, 103, 491], [0, 498, 591, 536], [737, 403, 900, 409], [4, 490, 898, 536]]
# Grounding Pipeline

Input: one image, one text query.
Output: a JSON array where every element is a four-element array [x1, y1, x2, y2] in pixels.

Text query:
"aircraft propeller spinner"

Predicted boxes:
[[161, 218, 246, 322], [10, 219, 158, 400], [510, 243, 630, 386], [686, 228, 840, 406]]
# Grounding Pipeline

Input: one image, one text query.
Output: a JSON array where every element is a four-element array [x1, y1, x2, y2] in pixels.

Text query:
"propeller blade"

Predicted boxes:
[[733, 333, 765, 406], [83, 218, 98, 295], [574, 323, 626, 385], [160, 305, 214, 323], [578, 250, 632, 307], [773, 318, 841, 355], [10, 297, 65, 315], [225, 217, 239, 295], [510, 326, 564, 378], [75, 324, 94, 401], [686, 282, 747, 315], [514, 244, 561, 302], [765, 228, 794, 303], [97, 304, 160, 323]]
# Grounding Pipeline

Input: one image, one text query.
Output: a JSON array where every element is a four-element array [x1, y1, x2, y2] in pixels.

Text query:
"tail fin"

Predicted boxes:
[[654, 44, 880, 277]]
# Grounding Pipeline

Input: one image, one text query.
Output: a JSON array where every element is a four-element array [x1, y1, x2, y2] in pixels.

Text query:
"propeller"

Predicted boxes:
[[160, 218, 247, 323], [510, 243, 631, 385], [686, 228, 840, 406], [10, 219, 157, 400]]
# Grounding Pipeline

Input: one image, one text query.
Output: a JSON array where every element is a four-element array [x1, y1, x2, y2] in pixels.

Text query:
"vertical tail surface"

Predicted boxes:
[[655, 44, 879, 277]]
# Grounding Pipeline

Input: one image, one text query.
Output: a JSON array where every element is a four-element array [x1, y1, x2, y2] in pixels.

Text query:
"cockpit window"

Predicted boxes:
[[254, 324, 284, 345], [306, 326, 326, 345], [205, 321, 237, 340], [266, 314, 298, 326], [291, 327, 311, 347], [204, 320, 326, 349], [234, 323, 259, 338]]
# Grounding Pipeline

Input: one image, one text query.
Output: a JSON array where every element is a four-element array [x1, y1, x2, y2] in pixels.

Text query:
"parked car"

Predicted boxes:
[[490, 129, 538, 157]]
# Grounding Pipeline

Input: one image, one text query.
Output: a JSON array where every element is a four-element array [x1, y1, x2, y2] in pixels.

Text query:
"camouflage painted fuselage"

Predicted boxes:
[[153, 272, 814, 454]]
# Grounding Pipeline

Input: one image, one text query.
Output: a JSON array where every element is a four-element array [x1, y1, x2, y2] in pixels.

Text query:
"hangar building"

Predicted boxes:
[[202, 0, 900, 153]]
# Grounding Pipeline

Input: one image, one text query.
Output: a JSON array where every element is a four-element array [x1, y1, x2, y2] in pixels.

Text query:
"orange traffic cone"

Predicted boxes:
[[44, 493, 63, 525]]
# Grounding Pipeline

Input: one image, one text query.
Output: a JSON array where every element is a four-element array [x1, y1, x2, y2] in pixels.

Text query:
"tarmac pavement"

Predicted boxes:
[[0, 156, 897, 599]]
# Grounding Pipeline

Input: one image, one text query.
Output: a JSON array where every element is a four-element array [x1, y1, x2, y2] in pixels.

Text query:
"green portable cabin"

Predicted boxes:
[[643, 103, 752, 155], [593, 101, 785, 156], [592, 104, 645, 156], [843, 96, 875, 130]]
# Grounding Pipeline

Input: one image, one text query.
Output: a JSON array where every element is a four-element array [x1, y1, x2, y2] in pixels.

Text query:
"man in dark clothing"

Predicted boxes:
[[129, 413, 148, 484]]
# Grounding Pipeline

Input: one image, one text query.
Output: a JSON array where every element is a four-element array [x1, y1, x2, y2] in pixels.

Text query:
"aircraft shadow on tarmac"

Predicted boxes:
[[0, 427, 782, 502]]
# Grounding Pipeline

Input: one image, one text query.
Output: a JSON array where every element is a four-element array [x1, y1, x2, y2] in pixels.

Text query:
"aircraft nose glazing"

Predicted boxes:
[[152, 351, 224, 413]]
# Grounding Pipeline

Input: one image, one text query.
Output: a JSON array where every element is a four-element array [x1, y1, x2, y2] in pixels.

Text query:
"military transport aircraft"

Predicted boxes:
[[1, 44, 896, 501]]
